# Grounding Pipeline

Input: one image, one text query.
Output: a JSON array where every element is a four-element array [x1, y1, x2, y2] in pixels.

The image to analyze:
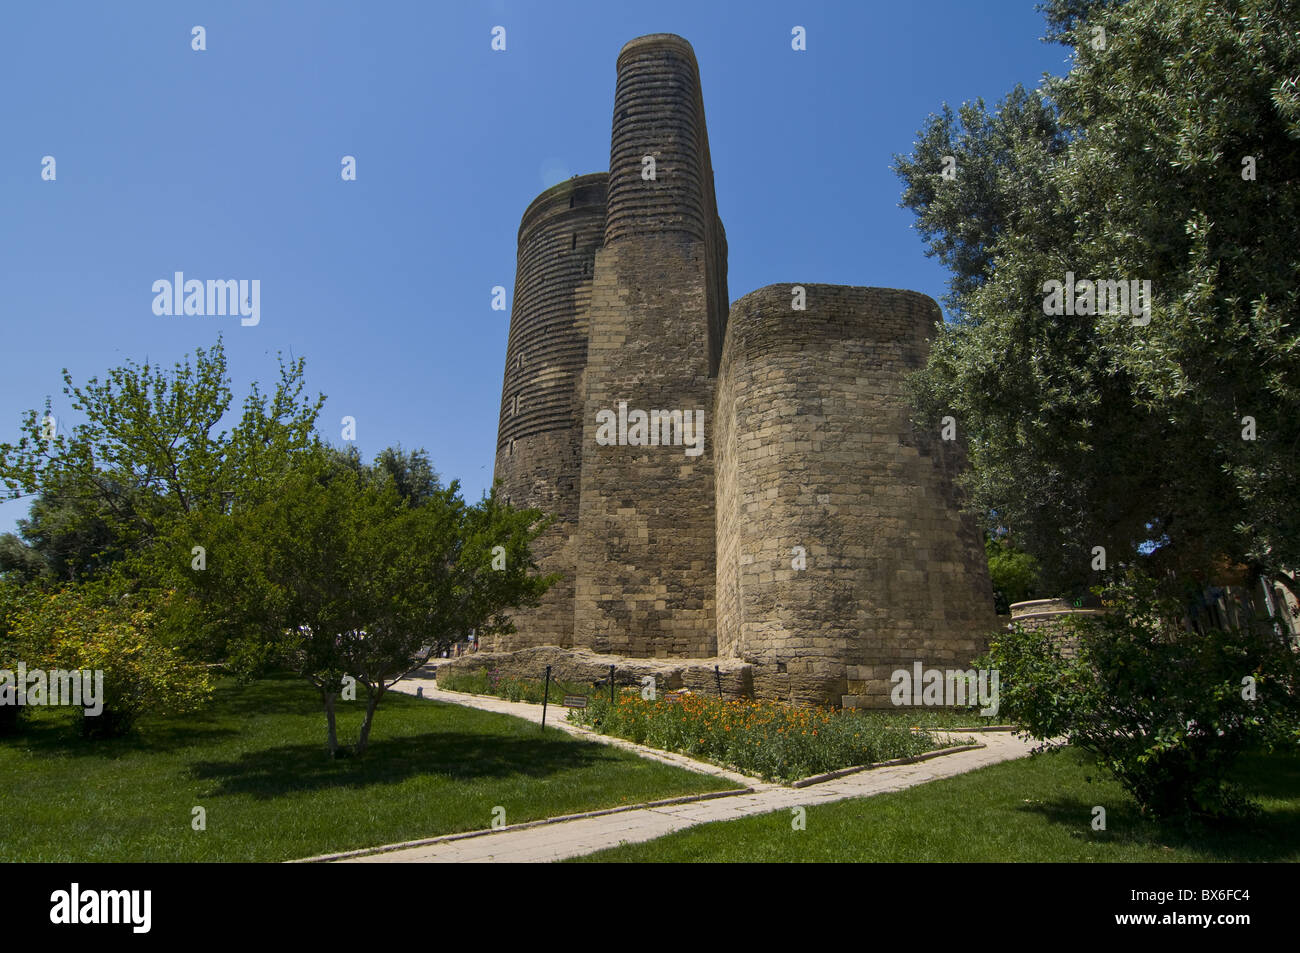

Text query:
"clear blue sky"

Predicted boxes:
[[0, 0, 1067, 534]]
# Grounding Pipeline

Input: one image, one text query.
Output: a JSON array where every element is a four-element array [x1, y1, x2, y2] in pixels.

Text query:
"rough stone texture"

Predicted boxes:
[[484, 34, 999, 705], [571, 34, 725, 658], [716, 285, 998, 707], [490, 174, 608, 651], [432, 646, 753, 700], [1008, 598, 1105, 658]]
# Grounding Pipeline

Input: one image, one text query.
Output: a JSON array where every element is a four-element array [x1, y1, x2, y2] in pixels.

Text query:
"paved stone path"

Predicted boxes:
[[307, 673, 1035, 863], [388, 671, 760, 786]]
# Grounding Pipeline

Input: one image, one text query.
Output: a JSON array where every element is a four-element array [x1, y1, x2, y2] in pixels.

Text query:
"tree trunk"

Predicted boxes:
[[354, 686, 384, 756], [322, 691, 340, 757]]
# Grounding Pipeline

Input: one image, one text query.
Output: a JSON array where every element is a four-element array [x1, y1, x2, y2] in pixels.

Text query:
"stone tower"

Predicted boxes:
[[714, 285, 996, 706], [572, 34, 727, 658], [493, 173, 608, 649], [487, 34, 998, 706]]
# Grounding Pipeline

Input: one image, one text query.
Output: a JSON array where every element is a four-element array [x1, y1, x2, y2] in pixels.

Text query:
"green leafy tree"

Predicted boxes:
[[985, 535, 1043, 613], [0, 339, 327, 664], [0, 472, 130, 584], [175, 447, 554, 757], [327, 443, 441, 507], [371, 446, 440, 507], [0, 337, 324, 561], [894, 0, 1300, 598], [0, 533, 48, 584], [989, 572, 1300, 819]]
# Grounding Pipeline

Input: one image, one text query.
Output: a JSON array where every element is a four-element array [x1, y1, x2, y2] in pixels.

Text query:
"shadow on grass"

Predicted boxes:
[[188, 729, 627, 799], [0, 673, 326, 758], [1016, 749, 1300, 862], [1, 708, 241, 757], [199, 673, 328, 718]]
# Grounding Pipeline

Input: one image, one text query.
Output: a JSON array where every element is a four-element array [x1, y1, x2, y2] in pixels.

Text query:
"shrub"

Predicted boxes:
[[0, 578, 26, 736], [989, 573, 1300, 820], [6, 586, 213, 738]]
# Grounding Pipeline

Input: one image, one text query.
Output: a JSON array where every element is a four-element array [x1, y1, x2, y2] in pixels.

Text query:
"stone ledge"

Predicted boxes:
[[1009, 609, 1106, 625], [790, 741, 985, 788], [433, 645, 754, 699]]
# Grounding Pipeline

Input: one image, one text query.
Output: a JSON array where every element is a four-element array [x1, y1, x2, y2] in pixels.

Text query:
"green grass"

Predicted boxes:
[[0, 673, 739, 862], [568, 747, 1300, 862]]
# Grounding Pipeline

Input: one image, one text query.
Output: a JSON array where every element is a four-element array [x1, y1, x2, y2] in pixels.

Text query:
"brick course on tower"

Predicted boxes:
[[485, 33, 997, 707]]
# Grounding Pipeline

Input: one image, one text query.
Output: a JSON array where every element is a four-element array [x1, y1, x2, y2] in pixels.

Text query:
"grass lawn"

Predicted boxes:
[[569, 747, 1300, 862], [0, 673, 739, 862]]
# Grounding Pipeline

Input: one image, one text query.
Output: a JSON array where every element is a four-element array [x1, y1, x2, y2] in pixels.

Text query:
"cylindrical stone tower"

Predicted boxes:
[[491, 173, 608, 650], [472, 34, 1000, 706], [714, 284, 998, 706], [571, 34, 729, 658]]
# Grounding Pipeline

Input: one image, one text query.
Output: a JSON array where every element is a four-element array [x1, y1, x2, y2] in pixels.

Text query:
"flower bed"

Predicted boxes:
[[567, 691, 961, 783]]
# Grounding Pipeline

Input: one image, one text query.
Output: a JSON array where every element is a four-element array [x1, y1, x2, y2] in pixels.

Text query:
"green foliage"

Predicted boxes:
[[986, 535, 1043, 613], [170, 446, 555, 756], [0, 337, 324, 576], [3, 585, 213, 738], [989, 572, 1300, 820], [327, 444, 441, 507], [895, 0, 1300, 593], [1036, 0, 1128, 44], [569, 692, 954, 783], [371, 446, 441, 507], [895, 83, 1070, 312], [0, 578, 26, 735], [0, 473, 137, 585]]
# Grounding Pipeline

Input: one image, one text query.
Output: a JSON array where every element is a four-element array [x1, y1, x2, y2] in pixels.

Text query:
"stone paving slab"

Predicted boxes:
[[325, 676, 1035, 863]]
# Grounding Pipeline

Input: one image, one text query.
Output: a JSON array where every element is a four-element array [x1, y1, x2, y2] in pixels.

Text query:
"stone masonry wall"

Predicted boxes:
[[433, 646, 754, 700], [715, 284, 999, 706], [1007, 599, 1105, 658], [491, 174, 608, 651], [571, 34, 727, 658], [481, 34, 1001, 704]]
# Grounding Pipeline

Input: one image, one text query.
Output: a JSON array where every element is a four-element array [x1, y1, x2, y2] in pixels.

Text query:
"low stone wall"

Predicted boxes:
[[432, 646, 754, 701], [1007, 599, 1106, 657]]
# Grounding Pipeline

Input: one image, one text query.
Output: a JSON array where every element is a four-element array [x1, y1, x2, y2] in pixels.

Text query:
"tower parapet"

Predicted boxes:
[[606, 34, 715, 244]]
